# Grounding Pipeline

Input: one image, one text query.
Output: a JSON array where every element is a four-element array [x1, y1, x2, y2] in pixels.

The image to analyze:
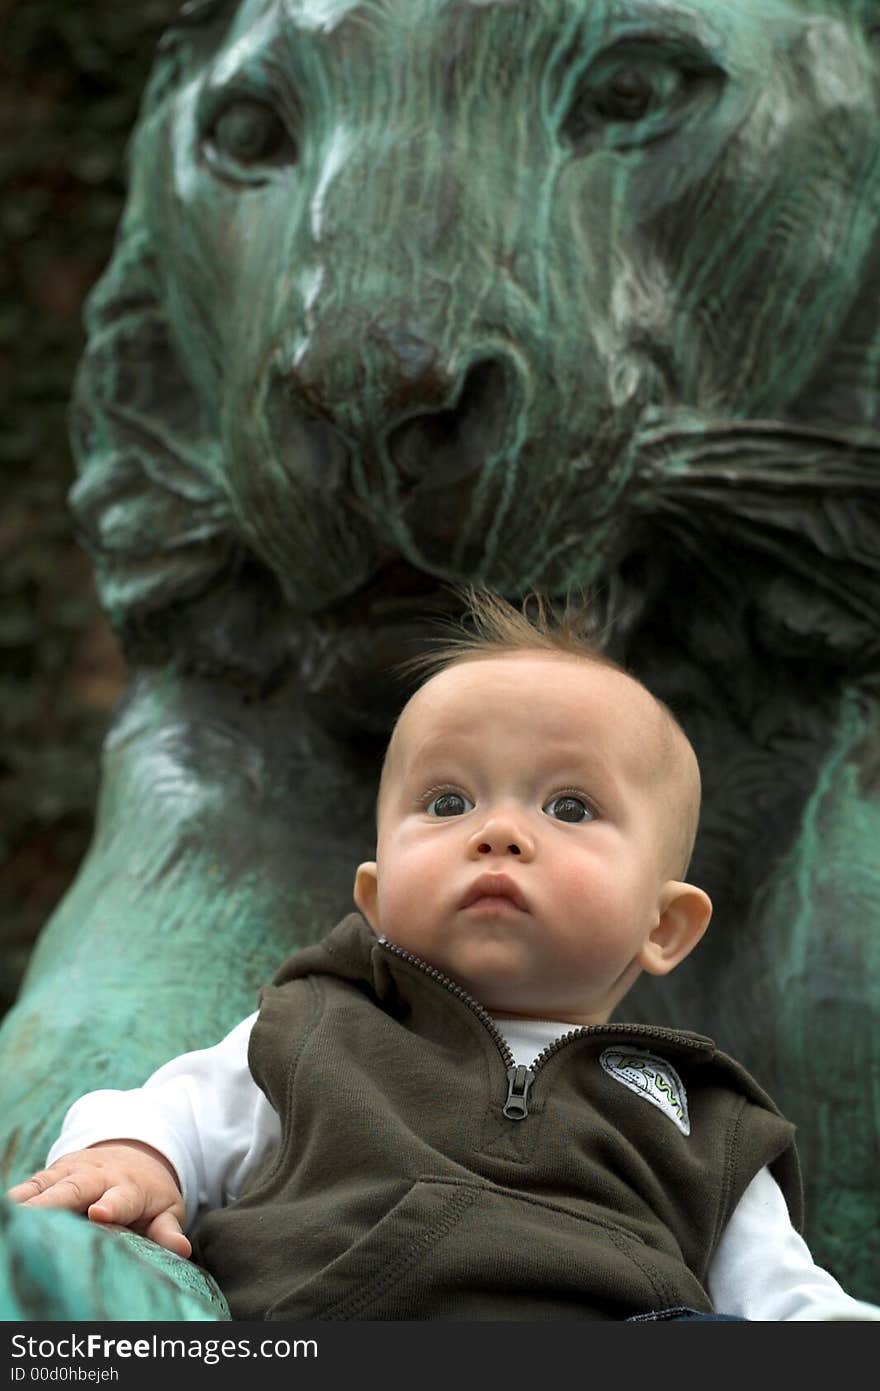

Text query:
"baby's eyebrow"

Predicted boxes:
[[403, 732, 474, 767], [403, 752, 470, 784], [523, 735, 616, 775], [403, 740, 617, 787]]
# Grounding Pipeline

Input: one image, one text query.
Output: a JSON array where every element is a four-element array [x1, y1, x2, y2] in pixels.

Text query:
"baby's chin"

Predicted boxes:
[[372, 923, 603, 1021]]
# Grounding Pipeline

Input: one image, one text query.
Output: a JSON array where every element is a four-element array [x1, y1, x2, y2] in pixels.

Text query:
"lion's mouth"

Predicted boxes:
[[321, 553, 463, 627]]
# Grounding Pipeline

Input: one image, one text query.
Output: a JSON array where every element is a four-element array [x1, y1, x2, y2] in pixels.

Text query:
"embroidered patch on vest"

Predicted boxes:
[[599, 1046, 690, 1135]]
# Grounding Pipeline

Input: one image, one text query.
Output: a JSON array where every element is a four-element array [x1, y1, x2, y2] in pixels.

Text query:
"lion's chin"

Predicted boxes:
[[294, 560, 459, 736], [322, 555, 457, 623]]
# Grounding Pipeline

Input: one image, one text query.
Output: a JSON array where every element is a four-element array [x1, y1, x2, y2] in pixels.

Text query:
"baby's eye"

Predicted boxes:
[[424, 791, 474, 818], [543, 794, 594, 824]]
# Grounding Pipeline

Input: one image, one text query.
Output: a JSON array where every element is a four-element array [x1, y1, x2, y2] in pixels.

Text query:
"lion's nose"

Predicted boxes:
[[385, 353, 520, 491]]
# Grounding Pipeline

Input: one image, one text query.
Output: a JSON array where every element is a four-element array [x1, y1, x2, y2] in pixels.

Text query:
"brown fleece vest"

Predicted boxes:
[[195, 914, 802, 1320]]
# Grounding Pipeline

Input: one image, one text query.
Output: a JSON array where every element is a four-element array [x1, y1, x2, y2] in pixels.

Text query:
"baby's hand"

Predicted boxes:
[[6, 1140, 191, 1258]]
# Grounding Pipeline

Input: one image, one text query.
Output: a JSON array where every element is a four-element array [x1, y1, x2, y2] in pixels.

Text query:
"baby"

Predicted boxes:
[[9, 589, 879, 1320]]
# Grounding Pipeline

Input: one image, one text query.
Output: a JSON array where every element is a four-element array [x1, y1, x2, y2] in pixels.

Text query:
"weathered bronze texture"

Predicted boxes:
[[1, 0, 878, 1315]]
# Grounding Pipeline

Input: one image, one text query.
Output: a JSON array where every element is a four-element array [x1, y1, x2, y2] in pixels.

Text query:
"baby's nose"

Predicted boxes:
[[469, 811, 534, 859]]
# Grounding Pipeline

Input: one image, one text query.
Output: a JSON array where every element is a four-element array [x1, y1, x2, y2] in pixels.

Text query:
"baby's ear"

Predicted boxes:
[[638, 882, 713, 977], [353, 862, 379, 930]]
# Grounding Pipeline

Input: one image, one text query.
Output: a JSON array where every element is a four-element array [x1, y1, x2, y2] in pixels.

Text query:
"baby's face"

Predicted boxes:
[[354, 653, 710, 1024]]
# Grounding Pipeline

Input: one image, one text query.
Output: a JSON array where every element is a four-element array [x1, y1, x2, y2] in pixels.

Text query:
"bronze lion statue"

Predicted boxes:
[[1, 0, 878, 1316]]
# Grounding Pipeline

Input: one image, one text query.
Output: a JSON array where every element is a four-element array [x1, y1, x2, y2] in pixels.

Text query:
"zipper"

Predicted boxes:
[[377, 938, 708, 1123], [528, 1022, 710, 1072], [503, 1064, 534, 1120], [378, 936, 518, 1067], [379, 937, 548, 1122]]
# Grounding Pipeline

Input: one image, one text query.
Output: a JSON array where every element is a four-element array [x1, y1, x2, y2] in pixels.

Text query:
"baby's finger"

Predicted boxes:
[[9, 1169, 105, 1212], [6, 1173, 50, 1202], [87, 1183, 147, 1228], [143, 1210, 192, 1259]]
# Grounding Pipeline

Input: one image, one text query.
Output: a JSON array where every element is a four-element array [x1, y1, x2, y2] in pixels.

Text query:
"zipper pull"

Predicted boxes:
[[503, 1065, 535, 1121]]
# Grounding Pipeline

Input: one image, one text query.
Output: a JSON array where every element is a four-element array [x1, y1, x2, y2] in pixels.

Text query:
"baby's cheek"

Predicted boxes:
[[378, 862, 438, 933], [563, 871, 638, 943]]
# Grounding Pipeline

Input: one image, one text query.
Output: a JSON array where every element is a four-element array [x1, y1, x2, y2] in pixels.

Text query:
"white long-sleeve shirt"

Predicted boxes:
[[47, 1012, 880, 1321]]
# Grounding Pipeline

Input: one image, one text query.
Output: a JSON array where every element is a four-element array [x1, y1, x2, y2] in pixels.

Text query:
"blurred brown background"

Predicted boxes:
[[0, 0, 182, 1020]]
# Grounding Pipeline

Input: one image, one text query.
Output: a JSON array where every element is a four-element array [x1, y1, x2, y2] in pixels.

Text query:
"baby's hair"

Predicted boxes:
[[392, 584, 623, 684], [377, 586, 702, 878]]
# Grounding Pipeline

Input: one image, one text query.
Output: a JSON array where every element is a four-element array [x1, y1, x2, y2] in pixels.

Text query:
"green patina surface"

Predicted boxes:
[[0, 1202, 226, 1320], [2, 0, 879, 1314]]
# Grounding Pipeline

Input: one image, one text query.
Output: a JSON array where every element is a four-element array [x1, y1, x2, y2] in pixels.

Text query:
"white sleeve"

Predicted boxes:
[[45, 1012, 281, 1232], [708, 1165, 880, 1320]]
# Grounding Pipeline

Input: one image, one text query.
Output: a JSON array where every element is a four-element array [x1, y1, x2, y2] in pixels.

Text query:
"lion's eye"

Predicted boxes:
[[201, 95, 298, 183], [212, 100, 288, 162], [594, 68, 656, 122], [562, 43, 723, 151]]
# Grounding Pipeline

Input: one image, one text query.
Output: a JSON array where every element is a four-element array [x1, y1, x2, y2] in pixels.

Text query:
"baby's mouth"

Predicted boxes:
[[460, 873, 528, 913]]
